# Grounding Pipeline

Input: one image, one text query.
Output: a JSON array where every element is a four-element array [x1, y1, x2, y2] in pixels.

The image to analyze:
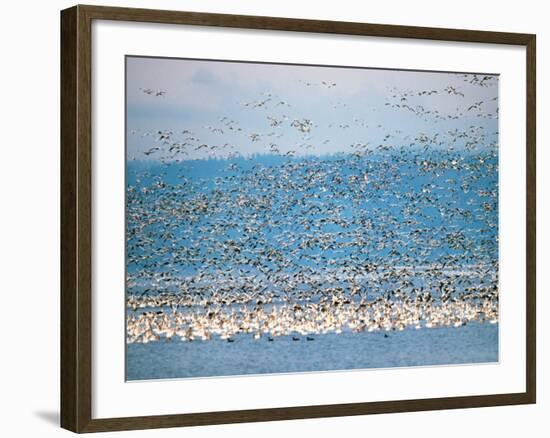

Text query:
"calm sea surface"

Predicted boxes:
[[127, 322, 498, 380]]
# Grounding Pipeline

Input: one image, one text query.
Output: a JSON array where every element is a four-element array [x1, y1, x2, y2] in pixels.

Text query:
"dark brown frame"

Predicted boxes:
[[61, 4, 536, 433]]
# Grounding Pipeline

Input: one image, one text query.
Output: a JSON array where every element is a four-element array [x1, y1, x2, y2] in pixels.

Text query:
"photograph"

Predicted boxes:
[[125, 56, 500, 381]]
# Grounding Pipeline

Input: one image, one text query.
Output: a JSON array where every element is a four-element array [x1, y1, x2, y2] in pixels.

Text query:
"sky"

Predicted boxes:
[[126, 56, 498, 161]]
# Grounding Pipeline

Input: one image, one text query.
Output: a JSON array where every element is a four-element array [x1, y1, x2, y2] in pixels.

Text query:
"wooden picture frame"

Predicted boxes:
[[61, 4, 536, 433]]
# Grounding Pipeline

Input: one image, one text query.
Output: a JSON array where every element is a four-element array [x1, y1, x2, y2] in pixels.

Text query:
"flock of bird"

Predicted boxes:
[[127, 291, 498, 344], [126, 70, 499, 345]]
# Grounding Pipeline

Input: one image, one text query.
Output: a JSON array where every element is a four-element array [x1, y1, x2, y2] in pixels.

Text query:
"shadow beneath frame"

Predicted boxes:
[[34, 410, 59, 427]]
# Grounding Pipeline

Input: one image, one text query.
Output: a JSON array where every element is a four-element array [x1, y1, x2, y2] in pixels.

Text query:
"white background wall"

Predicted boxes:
[[0, 0, 546, 436]]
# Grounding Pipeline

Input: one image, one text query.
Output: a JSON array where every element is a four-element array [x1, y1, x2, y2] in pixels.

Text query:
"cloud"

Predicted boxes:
[[190, 68, 219, 86]]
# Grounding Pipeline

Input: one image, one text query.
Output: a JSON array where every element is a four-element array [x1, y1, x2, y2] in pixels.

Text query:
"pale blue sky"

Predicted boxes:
[[126, 56, 498, 161]]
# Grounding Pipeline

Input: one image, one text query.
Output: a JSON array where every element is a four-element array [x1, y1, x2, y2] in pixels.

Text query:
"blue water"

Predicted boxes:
[[126, 322, 498, 380], [126, 151, 498, 290], [125, 149, 499, 380]]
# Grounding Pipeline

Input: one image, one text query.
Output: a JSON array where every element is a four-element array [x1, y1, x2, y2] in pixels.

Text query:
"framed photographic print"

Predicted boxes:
[[60, 4, 536, 433]]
